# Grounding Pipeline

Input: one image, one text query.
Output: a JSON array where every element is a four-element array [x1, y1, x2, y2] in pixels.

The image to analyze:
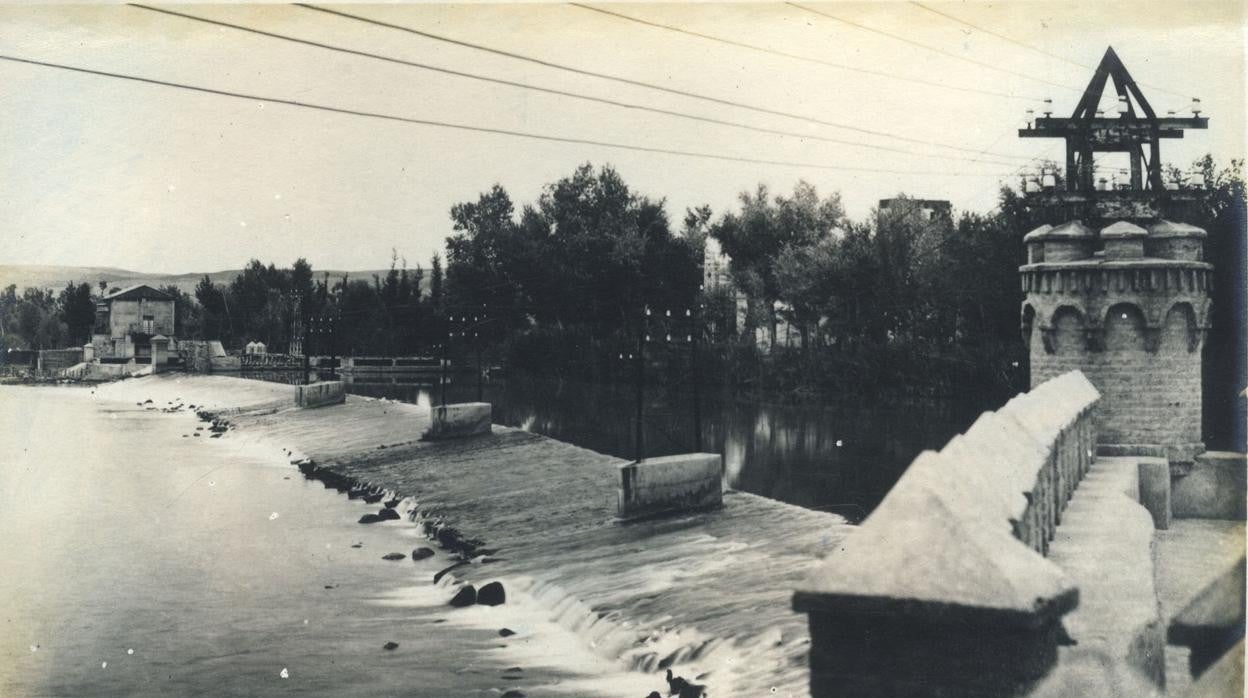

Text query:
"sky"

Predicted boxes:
[[0, 1, 1243, 274]]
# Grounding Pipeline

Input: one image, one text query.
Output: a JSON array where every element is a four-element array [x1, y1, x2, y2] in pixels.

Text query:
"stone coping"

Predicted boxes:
[[1167, 556, 1246, 647], [1020, 258, 1213, 272], [793, 586, 1079, 630], [794, 371, 1096, 621], [1031, 220, 1095, 240], [1148, 219, 1207, 239], [1100, 221, 1148, 239], [1024, 223, 1056, 242]]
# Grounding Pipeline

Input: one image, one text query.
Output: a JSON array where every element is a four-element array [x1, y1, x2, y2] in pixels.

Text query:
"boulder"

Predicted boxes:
[[500, 691, 525, 698], [411, 547, 436, 561], [498, 628, 516, 637], [377, 507, 401, 521], [448, 585, 477, 607], [381, 552, 406, 561], [382, 641, 398, 651], [362, 492, 384, 504], [477, 581, 506, 606], [358, 514, 384, 525]]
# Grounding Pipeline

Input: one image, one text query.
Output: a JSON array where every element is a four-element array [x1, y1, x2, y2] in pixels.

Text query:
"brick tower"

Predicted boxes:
[[1019, 48, 1211, 463]]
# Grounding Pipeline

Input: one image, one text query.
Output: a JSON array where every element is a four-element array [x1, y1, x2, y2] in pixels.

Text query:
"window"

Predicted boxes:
[[142, 314, 154, 334]]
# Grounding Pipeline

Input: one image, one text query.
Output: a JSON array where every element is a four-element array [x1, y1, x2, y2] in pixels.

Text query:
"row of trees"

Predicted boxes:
[[1, 282, 96, 351], [192, 253, 448, 356]]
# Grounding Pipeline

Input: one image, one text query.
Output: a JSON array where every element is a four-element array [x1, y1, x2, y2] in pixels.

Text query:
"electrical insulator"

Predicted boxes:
[[1116, 95, 1129, 116], [1191, 97, 1202, 116], [1043, 98, 1052, 117]]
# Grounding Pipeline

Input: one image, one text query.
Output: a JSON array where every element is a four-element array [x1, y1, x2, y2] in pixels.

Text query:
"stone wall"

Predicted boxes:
[[793, 371, 1100, 697], [37, 348, 84, 373], [424, 402, 491, 440], [1026, 266, 1208, 462], [295, 381, 346, 409], [616, 453, 723, 520]]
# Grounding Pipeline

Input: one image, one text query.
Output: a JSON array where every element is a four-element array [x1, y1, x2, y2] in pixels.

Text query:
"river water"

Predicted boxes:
[[0, 385, 657, 697], [317, 370, 991, 522]]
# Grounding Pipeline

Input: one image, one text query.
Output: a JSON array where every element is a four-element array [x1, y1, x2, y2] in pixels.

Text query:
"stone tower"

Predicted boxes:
[[1018, 48, 1211, 463]]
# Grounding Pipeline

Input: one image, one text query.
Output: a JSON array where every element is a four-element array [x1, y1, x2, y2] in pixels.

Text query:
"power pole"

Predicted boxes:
[[634, 306, 648, 463]]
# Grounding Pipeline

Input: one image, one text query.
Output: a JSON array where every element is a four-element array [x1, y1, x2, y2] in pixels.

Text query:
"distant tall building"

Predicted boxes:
[[703, 235, 733, 291]]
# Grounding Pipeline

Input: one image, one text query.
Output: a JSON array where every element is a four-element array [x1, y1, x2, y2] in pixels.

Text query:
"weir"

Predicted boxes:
[[95, 373, 852, 695]]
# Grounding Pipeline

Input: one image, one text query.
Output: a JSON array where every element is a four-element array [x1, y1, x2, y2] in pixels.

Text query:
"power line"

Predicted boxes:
[[571, 3, 1049, 102], [301, 4, 1036, 163], [907, 2, 1191, 101], [0, 53, 1014, 177], [128, 4, 1019, 168], [787, 3, 1081, 94]]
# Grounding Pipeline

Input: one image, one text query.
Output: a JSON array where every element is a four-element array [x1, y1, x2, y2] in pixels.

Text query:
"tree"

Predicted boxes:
[[58, 282, 95, 345], [712, 181, 845, 345]]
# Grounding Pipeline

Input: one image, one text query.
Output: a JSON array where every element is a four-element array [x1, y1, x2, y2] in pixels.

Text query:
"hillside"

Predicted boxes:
[[0, 265, 422, 296]]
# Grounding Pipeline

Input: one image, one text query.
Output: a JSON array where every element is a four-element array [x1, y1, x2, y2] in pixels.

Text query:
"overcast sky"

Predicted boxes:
[[1, 2, 1243, 274]]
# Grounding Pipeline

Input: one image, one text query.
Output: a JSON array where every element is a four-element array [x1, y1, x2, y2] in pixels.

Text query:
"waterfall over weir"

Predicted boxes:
[[98, 374, 852, 696]]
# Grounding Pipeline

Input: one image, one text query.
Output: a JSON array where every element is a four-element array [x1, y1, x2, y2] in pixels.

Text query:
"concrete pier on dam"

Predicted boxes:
[[95, 373, 852, 696]]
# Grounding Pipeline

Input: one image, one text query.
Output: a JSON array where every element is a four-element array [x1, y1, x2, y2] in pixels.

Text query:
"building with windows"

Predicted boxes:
[[91, 284, 176, 364]]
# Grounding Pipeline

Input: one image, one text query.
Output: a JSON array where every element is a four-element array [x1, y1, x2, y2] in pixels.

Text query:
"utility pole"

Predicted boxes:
[[690, 291, 703, 452], [474, 307, 484, 402], [634, 306, 648, 463], [440, 313, 451, 406]]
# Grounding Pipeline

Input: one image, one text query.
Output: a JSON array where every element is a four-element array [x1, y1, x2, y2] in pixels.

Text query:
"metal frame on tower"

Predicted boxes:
[[1019, 47, 1208, 222]]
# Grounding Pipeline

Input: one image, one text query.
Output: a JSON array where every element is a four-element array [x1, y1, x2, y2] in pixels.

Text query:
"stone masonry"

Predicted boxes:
[[1022, 221, 1211, 463]]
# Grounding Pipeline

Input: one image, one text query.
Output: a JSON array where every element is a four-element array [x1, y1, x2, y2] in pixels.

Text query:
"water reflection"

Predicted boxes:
[[296, 370, 991, 522]]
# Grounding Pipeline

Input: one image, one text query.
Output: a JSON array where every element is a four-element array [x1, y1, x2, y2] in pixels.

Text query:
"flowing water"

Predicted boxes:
[[322, 370, 990, 522], [5, 369, 993, 696], [0, 384, 658, 697]]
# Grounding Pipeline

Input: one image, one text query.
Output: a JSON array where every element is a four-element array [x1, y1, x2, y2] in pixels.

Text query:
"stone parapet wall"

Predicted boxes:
[[793, 371, 1100, 697]]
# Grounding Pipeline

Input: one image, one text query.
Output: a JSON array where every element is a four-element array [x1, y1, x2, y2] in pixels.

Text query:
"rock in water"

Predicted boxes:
[[382, 642, 399, 651], [362, 492, 384, 504], [377, 507, 400, 521], [448, 585, 477, 607], [411, 547, 435, 561], [477, 581, 506, 606], [433, 561, 468, 585], [358, 514, 383, 525], [500, 691, 526, 698], [381, 552, 406, 561], [498, 628, 516, 637]]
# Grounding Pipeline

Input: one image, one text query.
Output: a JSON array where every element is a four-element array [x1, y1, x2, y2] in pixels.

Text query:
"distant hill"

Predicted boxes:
[[0, 265, 426, 296]]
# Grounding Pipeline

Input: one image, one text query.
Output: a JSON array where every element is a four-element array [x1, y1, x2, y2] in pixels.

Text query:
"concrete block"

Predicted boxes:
[[1137, 457, 1172, 530], [1172, 452, 1247, 520], [617, 453, 722, 520], [295, 381, 346, 409], [424, 402, 491, 440]]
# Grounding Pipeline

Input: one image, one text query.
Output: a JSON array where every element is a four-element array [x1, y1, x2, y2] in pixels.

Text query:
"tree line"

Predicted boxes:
[[3, 158, 1241, 411]]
